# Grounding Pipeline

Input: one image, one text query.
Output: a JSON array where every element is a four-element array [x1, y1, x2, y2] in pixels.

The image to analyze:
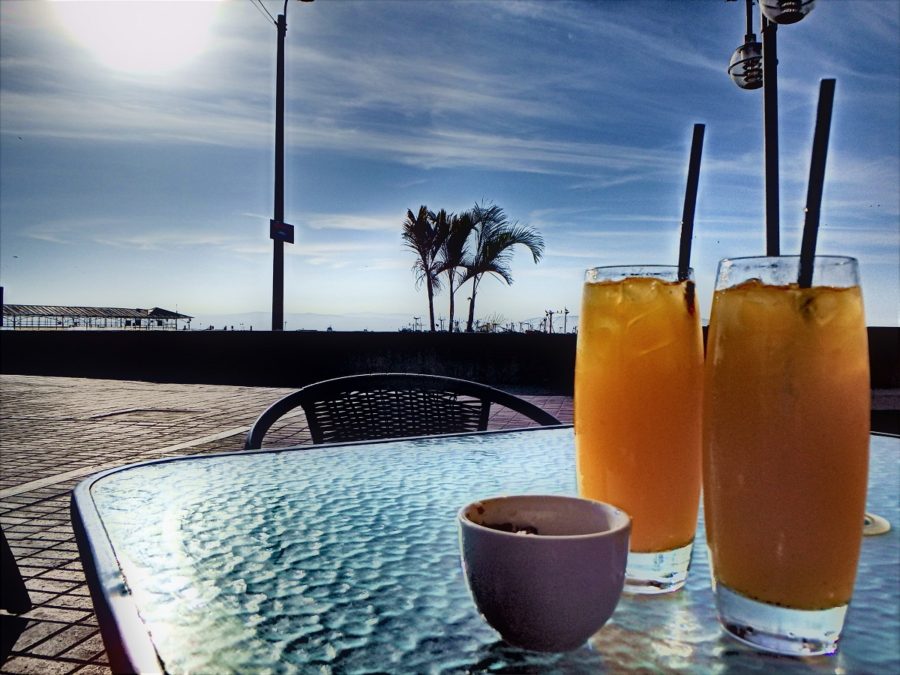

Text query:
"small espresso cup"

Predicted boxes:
[[458, 494, 631, 652]]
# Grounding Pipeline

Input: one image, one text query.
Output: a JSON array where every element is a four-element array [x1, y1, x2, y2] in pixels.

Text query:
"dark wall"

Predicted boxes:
[[868, 327, 899, 389], [1, 327, 897, 392], [0, 330, 577, 393]]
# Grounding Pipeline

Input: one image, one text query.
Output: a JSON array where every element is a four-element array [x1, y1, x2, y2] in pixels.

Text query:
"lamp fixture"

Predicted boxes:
[[759, 0, 815, 25], [728, 38, 764, 90], [727, 0, 763, 90]]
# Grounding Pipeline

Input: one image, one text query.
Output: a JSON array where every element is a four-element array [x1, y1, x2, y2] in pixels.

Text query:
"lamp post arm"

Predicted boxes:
[[744, 0, 755, 39]]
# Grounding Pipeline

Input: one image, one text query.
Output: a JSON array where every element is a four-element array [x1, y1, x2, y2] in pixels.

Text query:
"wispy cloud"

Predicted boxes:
[[0, 0, 739, 180], [21, 216, 255, 252], [304, 213, 399, 232], [1, 0, 896, 325]]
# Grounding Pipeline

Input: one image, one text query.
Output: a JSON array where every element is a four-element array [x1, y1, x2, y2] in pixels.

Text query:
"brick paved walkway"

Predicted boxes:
[[0, 375, 572, 674]]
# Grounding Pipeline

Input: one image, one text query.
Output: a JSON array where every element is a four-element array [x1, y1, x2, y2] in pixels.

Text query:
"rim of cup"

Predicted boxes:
[[458, 494, 631, 540]]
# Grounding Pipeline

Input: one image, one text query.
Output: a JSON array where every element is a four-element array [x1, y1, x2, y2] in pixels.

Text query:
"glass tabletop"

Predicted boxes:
[[79, 428, 899, 673]]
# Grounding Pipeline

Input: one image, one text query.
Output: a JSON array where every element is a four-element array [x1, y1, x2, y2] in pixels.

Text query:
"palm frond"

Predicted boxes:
[[500, 225, 544, 262], [437, 212, 475, 274], [401, 206, 432, 258], [482, 261, 515, 285], [463, 203, 545, 286]]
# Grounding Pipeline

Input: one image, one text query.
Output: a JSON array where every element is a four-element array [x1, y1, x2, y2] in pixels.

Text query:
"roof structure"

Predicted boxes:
[[1, 304, 192, 330]]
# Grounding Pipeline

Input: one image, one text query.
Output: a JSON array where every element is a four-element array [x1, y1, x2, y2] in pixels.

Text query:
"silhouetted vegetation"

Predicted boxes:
[[402, 202, 544, 332]]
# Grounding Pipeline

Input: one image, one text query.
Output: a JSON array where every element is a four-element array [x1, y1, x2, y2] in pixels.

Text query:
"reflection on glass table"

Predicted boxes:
[[72, 428, 899, 674]]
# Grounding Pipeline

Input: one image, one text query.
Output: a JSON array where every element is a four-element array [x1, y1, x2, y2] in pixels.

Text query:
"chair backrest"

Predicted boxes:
[[245, 373, 561, 448]]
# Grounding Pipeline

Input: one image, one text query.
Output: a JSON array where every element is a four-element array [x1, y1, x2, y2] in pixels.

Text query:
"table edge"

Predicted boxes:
[[71, 483, 165, 674]]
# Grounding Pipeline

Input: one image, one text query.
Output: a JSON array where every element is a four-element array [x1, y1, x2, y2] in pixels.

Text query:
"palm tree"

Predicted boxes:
[[437, 211, 476, 332], [461, 203, 545, 333], [401, 205, 449, 331]]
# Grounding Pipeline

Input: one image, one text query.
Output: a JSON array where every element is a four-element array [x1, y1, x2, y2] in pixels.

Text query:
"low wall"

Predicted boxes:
[[868, 327, 899, 389], [0, 330, 577, 393], [1, 327, 897, 393]]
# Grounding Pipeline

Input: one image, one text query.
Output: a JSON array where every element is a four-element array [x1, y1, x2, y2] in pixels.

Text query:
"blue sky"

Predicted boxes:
[[1, 0, 897, 330]]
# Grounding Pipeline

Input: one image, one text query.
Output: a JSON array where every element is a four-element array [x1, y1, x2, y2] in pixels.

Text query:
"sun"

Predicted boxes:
[[50, 0, 222, 75]]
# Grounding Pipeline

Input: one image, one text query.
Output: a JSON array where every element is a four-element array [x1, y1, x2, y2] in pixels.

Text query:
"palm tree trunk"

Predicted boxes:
[[426, 278, 436, 331], [447, 276, 455, 332], [466, 277, 479, 332]]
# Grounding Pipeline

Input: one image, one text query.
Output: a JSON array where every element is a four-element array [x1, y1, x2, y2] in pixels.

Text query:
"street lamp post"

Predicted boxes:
[[270, 0, 313, 331], [271, 10, 287, 331], [761, 15, 780, 255], [727, 0, 815, 255]]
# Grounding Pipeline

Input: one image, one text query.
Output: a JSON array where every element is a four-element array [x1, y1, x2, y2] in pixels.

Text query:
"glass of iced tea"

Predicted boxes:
[[703, 255, 870, 655], [575, 266, 703, 594]]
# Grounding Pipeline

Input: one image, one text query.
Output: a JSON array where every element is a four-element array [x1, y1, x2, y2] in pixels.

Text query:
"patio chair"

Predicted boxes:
[[0, 524, 32, 614], [245, 373, 562, 448]]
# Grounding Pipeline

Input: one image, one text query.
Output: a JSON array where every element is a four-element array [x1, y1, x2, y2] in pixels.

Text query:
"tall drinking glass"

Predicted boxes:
[[703, 255, 870, 655], [575, 266, 703, 594]]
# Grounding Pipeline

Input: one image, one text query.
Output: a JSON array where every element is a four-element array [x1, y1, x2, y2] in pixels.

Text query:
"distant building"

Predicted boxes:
[[1, 304, 192, 330]]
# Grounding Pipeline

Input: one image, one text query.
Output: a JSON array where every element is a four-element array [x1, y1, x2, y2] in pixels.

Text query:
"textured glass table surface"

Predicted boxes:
[[87, 428, 899, 674]]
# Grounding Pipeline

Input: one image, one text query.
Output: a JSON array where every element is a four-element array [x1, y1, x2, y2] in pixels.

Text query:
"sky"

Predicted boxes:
[[1, 0, 898, 331]]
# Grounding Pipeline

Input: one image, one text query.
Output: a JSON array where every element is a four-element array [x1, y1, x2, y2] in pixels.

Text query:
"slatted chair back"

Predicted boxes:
[[245, 373, 561, 449]]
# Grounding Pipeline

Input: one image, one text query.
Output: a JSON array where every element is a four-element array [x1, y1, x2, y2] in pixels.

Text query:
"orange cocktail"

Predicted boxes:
[[703, 255, 869, 655], [575, 266, 703, 594]]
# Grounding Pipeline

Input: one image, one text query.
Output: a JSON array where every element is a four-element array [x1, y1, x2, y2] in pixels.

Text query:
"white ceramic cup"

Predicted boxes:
[[458, 494, 631, 652]]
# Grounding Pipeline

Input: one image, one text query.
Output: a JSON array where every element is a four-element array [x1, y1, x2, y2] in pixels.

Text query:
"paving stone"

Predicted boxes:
[[59, 633, 106, 662], [69, 665, 111, 675], [46, 595, 95, 611], [25, 531, 72, 542], [27, 625, 98, 658], [50, 543, 80, 553], [16, 554, 66, 568], [37, 569, 85, 583], [3, 525, 44, 535], [19, 591, 55, 605], [15, 566, 43, 578], [21, 607, 91, 624], [10, 621, 67, 652], [25, 550, 73, 561], [25, 579, 79, 594], [8, 540, 45, 551], [0, 516, 29, 525], [46, 527, 74, 535], [0, 656, 74, 675]]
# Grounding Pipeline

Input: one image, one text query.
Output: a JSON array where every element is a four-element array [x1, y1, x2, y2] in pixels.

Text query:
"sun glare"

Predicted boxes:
[[50, 0, 222, 75]]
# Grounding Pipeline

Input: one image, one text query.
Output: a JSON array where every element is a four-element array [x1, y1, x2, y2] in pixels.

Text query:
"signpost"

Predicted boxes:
[[270, 220, 295, 244], [272, 12, 289, 331]]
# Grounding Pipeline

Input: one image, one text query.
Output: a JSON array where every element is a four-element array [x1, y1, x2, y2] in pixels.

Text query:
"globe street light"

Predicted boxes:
[[759, 0, 815, 24], [727, 0, 814, 255], [728, 0, 763, 90]]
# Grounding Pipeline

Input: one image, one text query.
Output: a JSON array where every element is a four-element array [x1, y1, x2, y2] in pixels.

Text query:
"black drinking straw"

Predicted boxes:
[[678, 123, 705, 281], [798, 79, 836, 288]]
